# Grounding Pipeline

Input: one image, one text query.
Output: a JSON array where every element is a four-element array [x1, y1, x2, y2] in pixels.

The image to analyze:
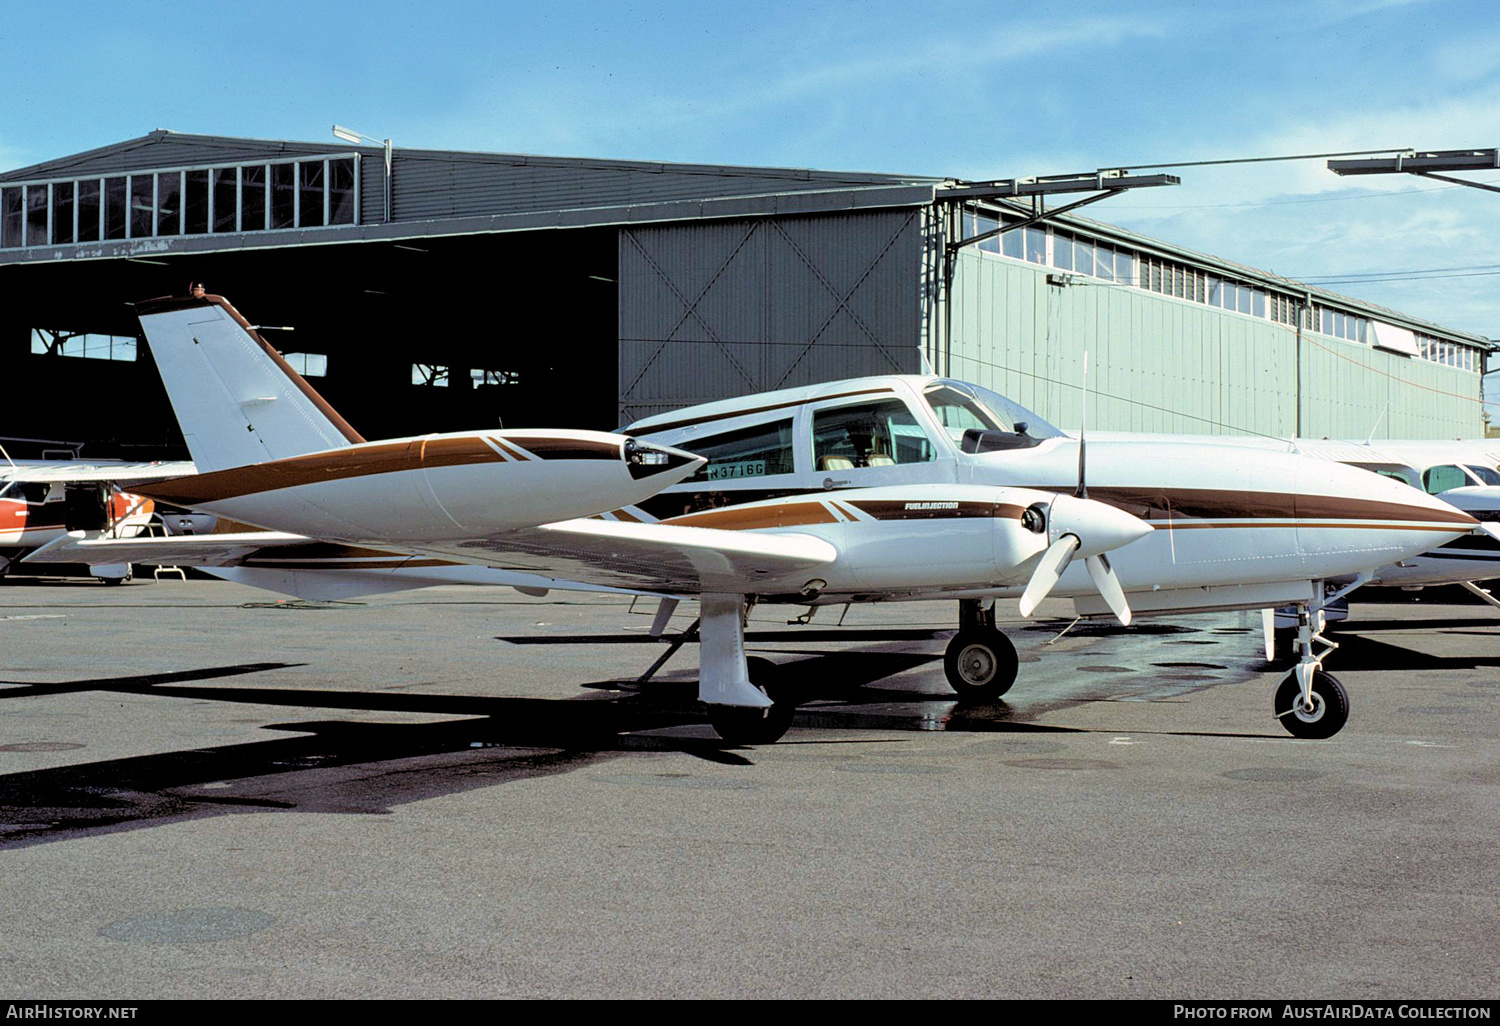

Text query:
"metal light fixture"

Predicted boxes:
[[332, 124, 393, 220]]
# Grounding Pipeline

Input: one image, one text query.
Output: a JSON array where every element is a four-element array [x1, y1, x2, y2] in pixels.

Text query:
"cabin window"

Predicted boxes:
[[812, 400, 933, 470], [1465, 464, 1500, 486], [684, 419, 795, 482], [1422, 465, 1469, 494]]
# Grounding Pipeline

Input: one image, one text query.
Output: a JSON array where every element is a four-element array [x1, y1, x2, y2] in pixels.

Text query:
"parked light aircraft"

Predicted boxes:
[[40, 292, 1482, 744], [0, 460, 192, 582]]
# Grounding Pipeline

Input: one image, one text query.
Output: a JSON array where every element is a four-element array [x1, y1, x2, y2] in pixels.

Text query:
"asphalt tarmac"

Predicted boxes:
[[0, 577, 1496, 1000]]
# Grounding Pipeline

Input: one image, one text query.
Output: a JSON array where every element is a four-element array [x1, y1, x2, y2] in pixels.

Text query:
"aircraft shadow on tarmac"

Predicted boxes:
[[0, 648, 1074, 850]]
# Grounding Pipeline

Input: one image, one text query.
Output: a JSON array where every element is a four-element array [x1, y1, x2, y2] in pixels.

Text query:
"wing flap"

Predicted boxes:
[[429, 517, 838, 594]]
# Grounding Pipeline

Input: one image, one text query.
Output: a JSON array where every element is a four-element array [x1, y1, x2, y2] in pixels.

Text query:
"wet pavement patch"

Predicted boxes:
[[0, 743, 84, 753], [1152, 662, 1228, 669], [1077, 665, 1136, 673], [1221, 768, 1327, 782], [99, 907, 277, 944]]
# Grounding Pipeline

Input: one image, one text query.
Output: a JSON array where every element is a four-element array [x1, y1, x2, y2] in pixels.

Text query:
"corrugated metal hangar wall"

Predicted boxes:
[[616, 209, 923, 424], [942, 248, 1480, 439]]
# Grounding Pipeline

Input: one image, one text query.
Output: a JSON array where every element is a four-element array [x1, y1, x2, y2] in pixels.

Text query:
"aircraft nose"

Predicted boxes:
[[1048, 493, 1154, 558]]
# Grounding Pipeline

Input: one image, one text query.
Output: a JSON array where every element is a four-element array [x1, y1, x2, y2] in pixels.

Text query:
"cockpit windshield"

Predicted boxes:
[[923, 380, 1062, 443]]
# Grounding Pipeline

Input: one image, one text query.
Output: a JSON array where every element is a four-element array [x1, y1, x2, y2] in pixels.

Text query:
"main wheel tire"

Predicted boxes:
[[707, 658, 795, 745], [944, 627, 1019, 701], [1275, 671, 1350, 739]]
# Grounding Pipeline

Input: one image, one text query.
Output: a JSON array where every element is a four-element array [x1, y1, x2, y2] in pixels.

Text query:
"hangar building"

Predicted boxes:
[[1, 130, 1491, 459]]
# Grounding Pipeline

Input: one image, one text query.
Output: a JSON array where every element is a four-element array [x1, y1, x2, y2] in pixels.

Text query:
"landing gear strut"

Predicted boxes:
[[943, 599, 1019, 701], [1273, 601, 1350, 739]]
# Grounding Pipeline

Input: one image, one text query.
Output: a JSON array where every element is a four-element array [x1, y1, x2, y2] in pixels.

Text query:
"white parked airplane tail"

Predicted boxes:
[[137, 289, 364, 473]]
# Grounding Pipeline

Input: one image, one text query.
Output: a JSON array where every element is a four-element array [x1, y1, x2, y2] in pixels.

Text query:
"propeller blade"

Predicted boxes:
[[1479, 523, 1500, 544], [1084, 552, 1132, 626], [1019, 535, 1080, 618]]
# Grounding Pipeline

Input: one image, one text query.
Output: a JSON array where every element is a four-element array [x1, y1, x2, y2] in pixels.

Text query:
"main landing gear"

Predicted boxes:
[[1272, 601, 1349, 740], [943, 599, 1019, 701]]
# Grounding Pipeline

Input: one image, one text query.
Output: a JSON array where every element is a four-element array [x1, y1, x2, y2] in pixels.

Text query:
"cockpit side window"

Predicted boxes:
[[1464, 464, 1500, 486], [923, 380, 1063, 442], [812, 400, 934, 470], [1346, 463, 1420, 489], [683, 419, 795, 483], [1423, 464, 1470, 494]]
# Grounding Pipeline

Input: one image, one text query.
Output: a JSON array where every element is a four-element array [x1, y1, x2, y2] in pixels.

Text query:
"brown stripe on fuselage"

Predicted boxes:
[[138, 436, 505, 506], [664, 501, 841, 530], [633, 387, 896, 436], [1028, 486, 1477, 527]]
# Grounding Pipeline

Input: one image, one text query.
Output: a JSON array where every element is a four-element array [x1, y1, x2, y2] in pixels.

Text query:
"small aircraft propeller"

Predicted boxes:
[[1018, 350, 1147, 625], [1017, 493, 1148, 624]]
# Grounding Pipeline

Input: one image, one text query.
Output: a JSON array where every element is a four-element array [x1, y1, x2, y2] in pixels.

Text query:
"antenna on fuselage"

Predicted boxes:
[[1074, 351, 1089, 499]]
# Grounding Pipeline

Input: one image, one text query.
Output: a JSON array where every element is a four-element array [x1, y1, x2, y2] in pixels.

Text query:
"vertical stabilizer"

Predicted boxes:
[[137, 291, 364, 473]]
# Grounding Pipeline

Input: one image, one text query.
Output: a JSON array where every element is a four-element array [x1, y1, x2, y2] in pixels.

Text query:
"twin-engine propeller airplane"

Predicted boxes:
[[39, 291, 1481, 744]]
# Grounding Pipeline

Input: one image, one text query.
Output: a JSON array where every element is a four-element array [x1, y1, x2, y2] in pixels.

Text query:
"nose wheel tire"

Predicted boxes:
[[1274, 671, 1349, 740], [707, 658, 796, 745], [944, 627, 1019, 701]]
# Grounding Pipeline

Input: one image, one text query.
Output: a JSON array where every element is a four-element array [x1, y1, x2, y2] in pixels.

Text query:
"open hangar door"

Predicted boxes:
[[0, 226, 620, 460]]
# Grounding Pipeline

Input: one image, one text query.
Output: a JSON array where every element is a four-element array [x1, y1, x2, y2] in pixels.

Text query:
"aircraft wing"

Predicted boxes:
[[22, 530, 308, 567], [421, 517, 840, 595], [0, 461, 197, 486]]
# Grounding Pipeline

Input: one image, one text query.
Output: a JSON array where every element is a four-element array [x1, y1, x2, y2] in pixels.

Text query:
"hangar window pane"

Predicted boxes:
[[1116, 250, 1134, 285], [51, 181, 73, 245], [1052, 233, 1073, 271], [298, 161, 325, 228], [157, 172, 181, 236], [270, 163, 295, 229], [471, 368, 519, 386], [1025, 225, 1047, 263], [685, 419, 795, 482], [1236, 286, 1252, 315], [212, 167, 237, 233], [1095, 244, 1115, 282], [104, 177, 128, 239], [328, 158, 355, 225], [26, 184, 48, 246], [412, 363, 449, 386], [3, 188, 23, 247], [1251, 289, 1266, 319], [283, 352, 327, 377], [76, 180, 100, 242], [129, 176, 153, 239], [1075, 239, 1094, 279], [183, 170, 209, 234], [977, 212, 999, 253], [242, 164, 266, 230], [1001, 222, 1023, 259]]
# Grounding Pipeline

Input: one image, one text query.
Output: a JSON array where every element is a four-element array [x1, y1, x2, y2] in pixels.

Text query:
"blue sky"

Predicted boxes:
[[4, 0, 1498, 420]]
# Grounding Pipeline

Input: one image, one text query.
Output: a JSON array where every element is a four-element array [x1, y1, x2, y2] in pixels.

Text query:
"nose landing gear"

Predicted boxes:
[[1273, 603, 1349, 739]]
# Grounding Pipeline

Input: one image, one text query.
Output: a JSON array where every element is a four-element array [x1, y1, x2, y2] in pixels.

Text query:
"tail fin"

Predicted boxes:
[[137, 291, 364, 472]]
